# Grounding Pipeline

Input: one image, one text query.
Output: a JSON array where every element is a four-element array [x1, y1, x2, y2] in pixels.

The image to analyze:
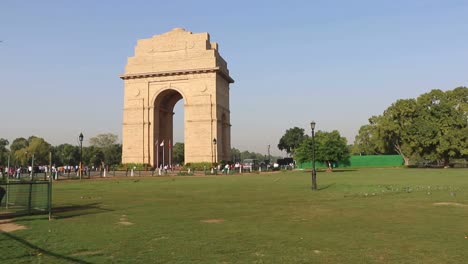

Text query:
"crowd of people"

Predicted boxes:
[[0, 165, 93, 180]]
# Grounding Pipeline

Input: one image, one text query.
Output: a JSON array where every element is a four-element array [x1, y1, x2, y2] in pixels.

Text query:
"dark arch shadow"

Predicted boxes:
[[52, 203, 114, 219], [1, 232, 93, 263]]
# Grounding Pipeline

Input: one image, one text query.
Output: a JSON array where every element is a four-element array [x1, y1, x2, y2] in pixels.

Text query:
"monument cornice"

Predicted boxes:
[[120, 67, 234, 83]]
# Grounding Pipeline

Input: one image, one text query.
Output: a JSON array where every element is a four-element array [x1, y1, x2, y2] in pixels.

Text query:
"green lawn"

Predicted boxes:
[[1, 168, 468, 263]]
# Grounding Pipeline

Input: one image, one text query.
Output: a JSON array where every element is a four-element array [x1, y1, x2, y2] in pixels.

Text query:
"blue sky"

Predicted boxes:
[[1, 0, 467, 156]]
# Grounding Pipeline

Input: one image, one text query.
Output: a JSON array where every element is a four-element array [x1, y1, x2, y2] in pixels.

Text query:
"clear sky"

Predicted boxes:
[[1, 0, 467, 156]]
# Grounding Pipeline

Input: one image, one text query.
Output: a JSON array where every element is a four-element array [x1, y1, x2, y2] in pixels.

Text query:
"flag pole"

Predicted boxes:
[[156, 139, 159, 168]]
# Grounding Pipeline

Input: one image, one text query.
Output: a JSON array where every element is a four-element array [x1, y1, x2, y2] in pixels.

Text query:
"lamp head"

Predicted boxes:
[[213, 138, 217, 145], [79, 133, 84, 142], [310, 121, 316, 130]]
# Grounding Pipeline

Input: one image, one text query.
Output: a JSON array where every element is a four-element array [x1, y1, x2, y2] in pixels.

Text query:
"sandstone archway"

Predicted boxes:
[[120, 28, 234, 166]]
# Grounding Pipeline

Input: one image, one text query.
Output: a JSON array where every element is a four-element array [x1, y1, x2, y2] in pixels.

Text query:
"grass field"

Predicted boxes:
[[1, 168, 468, 263]]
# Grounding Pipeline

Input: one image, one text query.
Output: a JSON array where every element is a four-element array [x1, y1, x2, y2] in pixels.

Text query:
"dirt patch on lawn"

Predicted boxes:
[[0, 219, 27, 233], [200, 218, 225, 223], [433, 202, 468, 207], [117, 215, 134, 225], [118, 221, 134, 226], [70, 250, 102, 256]]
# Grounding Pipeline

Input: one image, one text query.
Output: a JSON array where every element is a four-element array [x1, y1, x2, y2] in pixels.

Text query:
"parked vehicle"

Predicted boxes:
[[242, 159, 259, 171]]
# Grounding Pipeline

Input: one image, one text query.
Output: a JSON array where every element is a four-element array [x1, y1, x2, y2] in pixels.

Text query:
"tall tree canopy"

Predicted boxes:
[[89, 133, 118, 148], [89, 133, 121, 166], [278, 127, 307, 156], [354, 87, 468, 165], [172, 142, 184, 165], [10, 137, 28, 154], [295, 130, 350, 168], [0, 138, 9, 165], [53, 144, 79, 166], [12, 136, 52, 165], [351, 125, 380, 155]]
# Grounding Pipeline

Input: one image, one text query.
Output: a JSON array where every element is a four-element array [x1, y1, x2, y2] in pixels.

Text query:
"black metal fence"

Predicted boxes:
[[0, 180, 51, 217]]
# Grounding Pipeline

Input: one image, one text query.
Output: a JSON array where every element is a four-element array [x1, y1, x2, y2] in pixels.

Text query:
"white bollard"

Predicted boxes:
[[131, 169, 134, 177], [103, 168, 107, 177]]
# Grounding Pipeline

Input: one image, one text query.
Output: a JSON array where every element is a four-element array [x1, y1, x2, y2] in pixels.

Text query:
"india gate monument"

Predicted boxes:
[[120, 28, 234, 167]]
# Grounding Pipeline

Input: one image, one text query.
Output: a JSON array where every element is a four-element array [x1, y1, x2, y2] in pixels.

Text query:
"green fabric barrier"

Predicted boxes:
[[297, 155, 404, 169]]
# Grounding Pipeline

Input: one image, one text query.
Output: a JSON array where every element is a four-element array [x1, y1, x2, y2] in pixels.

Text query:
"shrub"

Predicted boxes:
[[183, 162, 214, 171], [118, 163, 150, 170]]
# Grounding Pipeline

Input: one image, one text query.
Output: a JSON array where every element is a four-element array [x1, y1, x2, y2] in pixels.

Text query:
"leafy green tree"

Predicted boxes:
[[295, 130, 350, 169], [105, 144, 122, 166], [230, 148, 241, 162], [278, 127, 307, 156], [358, 87, 467, 166], [27, 137, 52, 164], [413, 88, 467, 165], [229, 148, 279, 163], [239, 150, 265, 161], [352, 125, 380, 155], [0, 138, 9, 166], [89, 133, 118, 148], [172, 142, 184, 164], [89, 133, 121, 166], [13, 137, 52, 165], [10, 137, 28, 153], [53, 144, 79, 166], [82, 146, 105, 168], [368, 99, 419, 165]]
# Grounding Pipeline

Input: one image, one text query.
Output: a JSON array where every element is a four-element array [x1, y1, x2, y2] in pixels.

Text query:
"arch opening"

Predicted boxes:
[[153, 89, 184, 167]]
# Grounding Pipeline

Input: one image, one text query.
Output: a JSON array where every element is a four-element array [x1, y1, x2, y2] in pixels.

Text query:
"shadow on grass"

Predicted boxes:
[[326, 169, 358, 173], [53, 203, 113, 219], [0, 232, 92, 264], [318, 183, 336, 190], [0, 203, 113, 221]]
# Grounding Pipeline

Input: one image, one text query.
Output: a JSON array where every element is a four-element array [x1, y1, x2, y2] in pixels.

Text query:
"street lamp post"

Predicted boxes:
[[31, 153, 35, 180], [79, 133, 84, 180], [311, 121, 317, 190], [268, 144, 271, 163], [213, 138, 217, 165]]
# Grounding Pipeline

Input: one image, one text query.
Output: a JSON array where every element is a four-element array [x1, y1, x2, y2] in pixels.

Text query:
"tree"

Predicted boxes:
[[27, 137, 52, 164], [89, 133, 118, 148], [351, 125, 380, 155], [239, 150, 265, 161], [89, 133, 121, 166], [295, 130, 350, 170], [172, 142, 184, 164], [82, 146, 105, 168], [414, 88, 467, 165], [0, 138, 9, 165], [230, 148, 241, 162], [53, 144, 79, 166], [105, 144, 122, 166], [278, 127, 307, 156], [10, 137, 28, 153], [358, 87, 468, 166], [13, 137, 52, 165]]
